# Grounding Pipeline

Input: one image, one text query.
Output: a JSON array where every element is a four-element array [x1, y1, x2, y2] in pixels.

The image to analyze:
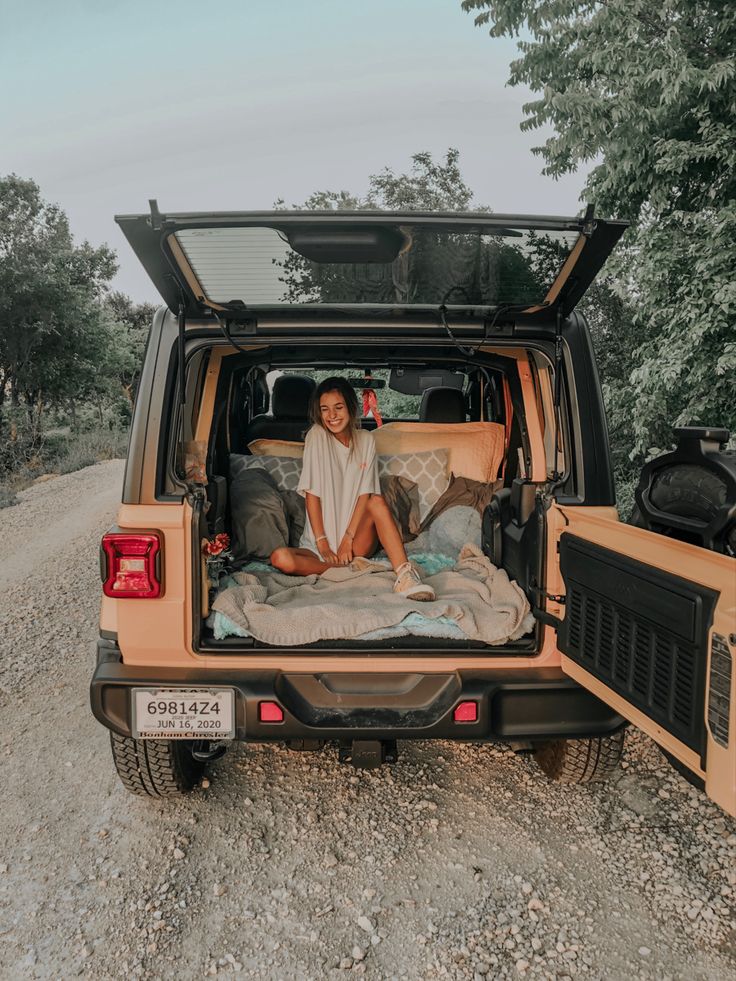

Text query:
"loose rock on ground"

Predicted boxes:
[[0, 461, 734, 979]]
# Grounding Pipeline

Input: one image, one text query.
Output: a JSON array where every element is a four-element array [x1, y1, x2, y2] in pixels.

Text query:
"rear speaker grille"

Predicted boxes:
[[564, 586, 702, 751], [560, 534, 717, 757]]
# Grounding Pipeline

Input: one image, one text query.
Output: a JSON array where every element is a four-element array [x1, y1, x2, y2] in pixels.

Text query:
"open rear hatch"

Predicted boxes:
[[116, 206, 628, 325]]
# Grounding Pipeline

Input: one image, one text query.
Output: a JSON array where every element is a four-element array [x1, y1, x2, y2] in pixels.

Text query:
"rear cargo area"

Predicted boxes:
[[187, 352, 548, 654]]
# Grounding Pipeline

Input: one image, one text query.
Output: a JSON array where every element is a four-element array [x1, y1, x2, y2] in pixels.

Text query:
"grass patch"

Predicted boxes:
[[0, 427, 129, 508], [54, 428, 129, 474]]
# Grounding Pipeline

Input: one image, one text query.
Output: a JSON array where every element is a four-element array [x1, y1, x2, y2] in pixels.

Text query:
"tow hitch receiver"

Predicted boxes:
[[190, 741, 228, 763], [338, 740, 399, 769]]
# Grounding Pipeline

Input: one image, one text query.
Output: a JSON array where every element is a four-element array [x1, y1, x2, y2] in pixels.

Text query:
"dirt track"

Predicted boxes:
[[0, 461, 734, 980]]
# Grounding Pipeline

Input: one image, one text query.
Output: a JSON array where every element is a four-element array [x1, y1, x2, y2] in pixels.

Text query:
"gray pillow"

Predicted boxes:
[[282, 490, 306, 547], [229, 467, 289, 563]]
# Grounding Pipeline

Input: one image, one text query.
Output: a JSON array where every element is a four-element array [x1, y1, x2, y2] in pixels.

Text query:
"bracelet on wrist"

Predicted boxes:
[[316, 535, 328, 543]]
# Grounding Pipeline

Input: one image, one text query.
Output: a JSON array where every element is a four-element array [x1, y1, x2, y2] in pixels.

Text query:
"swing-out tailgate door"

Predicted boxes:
[[552, 504, 736, 816]]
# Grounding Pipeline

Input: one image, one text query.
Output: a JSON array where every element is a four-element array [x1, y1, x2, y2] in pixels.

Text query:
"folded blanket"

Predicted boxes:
[[211, 543, 533, 646], [208, 554, 462, 641]]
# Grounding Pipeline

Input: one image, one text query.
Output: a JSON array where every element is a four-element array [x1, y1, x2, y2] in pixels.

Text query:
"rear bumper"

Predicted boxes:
[[91, 638, 624, 743]]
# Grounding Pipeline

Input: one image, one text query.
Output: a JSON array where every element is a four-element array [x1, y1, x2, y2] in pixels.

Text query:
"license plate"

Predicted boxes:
[[132, 688, 235, 739]]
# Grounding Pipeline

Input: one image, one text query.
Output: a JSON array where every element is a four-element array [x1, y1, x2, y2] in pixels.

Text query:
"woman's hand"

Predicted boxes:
[[337, 534, 354, 566], [316, 538, 338, 565]]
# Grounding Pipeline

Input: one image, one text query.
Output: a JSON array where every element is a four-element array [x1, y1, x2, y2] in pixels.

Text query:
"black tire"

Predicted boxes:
[[533, 729, 625, 784], [110, 733, 204, 797], [631, 463, 736, 555]]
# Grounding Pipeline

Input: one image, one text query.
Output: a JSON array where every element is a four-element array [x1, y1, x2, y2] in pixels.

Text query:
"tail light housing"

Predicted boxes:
[[101, 533, 162, 598]]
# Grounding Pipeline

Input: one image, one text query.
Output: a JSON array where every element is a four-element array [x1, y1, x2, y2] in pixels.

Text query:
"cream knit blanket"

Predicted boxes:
[[212, 544, 533, 646]]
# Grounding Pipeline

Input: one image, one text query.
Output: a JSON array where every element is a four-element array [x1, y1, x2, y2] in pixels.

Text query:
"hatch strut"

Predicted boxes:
[[174, 296, 207, 506], [177, 300, 187, 406], [176, 294, 200, 503], [551, 304, 564, 483], [547, 207, 595, 486]]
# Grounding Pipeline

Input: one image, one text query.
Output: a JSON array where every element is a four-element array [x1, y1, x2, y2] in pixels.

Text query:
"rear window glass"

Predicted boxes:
[[274, 369, 429, 420], [173, 225, 579, 307]]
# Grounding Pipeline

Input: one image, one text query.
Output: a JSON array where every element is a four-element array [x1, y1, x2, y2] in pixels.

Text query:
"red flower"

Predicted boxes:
[[203, 533, 230, 557]]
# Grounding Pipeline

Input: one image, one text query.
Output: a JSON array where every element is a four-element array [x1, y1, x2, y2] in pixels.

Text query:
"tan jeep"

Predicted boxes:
[[90, 207, 736, 814]]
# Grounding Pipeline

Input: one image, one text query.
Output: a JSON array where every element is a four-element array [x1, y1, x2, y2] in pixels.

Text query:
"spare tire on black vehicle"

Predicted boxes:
[[630, 427, 736, 556]]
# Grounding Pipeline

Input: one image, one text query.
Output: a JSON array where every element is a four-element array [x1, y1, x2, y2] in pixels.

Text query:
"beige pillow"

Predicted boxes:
[[248, 439, 304, 459], [372, 422, 505, 483]]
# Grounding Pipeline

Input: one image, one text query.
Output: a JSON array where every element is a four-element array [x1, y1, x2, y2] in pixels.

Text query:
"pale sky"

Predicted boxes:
[[1, 0, 587, 302]]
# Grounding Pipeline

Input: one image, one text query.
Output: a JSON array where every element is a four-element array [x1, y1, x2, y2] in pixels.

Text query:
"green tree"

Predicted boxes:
[[277, 148, 476, 212], [105, 291, 157, 410], [462, 0, 736, 464], [0, 175, 118, 438], [276, 149, 547, 306], [275, 150, 481, 304]]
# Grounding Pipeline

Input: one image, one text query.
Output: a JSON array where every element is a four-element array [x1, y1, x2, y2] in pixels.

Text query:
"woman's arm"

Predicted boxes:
[[305, 492, 337, 564], [337, 493, 371, 564]]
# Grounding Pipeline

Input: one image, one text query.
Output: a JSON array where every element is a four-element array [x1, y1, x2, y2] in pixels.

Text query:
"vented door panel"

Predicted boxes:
[[559, 534, 718, 755]]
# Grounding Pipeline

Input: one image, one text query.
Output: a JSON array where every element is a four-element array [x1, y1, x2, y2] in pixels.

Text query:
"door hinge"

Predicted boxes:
[[531, 587, 566, 606], [581, 202, 597, 238], [532, 608, 563, 629], [148, 198, 163, 231], [530, 587, 565, 629], [185, 483, 208, 509]]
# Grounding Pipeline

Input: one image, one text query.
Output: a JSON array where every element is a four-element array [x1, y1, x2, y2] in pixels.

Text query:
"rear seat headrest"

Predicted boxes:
[[419, 386, 466, 423], [271, 375, 316, 419]]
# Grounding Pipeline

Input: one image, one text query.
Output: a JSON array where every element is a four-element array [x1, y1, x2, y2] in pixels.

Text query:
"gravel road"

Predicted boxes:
[[0, 461, 734, 981]]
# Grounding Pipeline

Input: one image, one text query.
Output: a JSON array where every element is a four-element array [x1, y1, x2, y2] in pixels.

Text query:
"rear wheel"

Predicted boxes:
[[533, 729, 625, 784], [110, 733, 204, 797]]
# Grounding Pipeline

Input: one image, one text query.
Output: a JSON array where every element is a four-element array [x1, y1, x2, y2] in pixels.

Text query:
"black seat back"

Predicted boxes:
[[419, 386, 466, 423], [246, 374, 316, 445]]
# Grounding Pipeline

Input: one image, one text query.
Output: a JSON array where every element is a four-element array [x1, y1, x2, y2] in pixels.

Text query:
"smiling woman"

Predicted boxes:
[[269, 374, 434, 597]]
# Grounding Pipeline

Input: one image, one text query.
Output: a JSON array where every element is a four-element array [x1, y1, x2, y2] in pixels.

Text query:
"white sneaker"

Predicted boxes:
[[393, 561, 435, 601]]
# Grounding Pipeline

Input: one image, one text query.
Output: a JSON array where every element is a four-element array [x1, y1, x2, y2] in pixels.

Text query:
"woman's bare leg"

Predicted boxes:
[[270, 547, 331, 576], [351, 496, 408, 571]]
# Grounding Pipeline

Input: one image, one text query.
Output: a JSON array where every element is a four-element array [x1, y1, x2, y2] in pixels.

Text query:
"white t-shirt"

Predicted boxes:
[[297, 425, 381, 553]]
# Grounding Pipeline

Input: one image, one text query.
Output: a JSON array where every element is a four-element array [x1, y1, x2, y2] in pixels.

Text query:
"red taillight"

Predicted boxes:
[[453, 701, 478, 723], [101, 533, 161, 598], [258, 701, 284, 723]]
